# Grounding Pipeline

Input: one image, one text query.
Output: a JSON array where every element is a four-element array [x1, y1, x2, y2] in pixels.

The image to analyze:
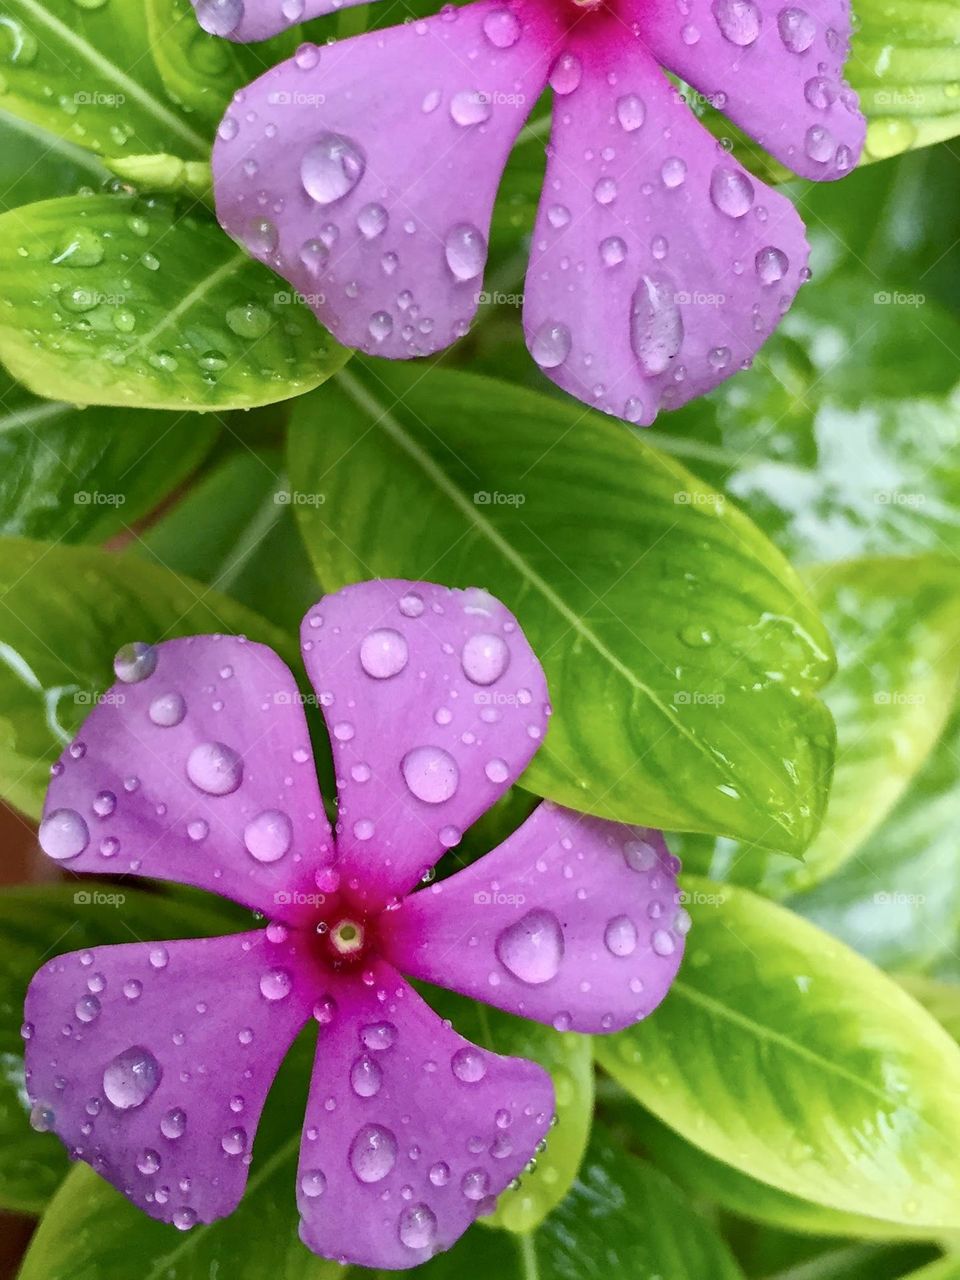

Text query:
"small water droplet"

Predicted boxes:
[[114, 642, 157, 683], [39, 809, 89, 861]]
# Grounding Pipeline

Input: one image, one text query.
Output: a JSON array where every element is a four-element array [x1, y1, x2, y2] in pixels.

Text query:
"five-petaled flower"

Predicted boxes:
[[23, 580, 686, 1268], [197, 0, 864, 424]]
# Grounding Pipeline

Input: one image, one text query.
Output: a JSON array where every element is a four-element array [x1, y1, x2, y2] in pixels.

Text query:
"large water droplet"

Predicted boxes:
[[496, 909, 564, 984], [616, 93, 645, 132], [604, 915, 638, 956], [630, 276, 684, 376], [451, 1046, 487, 1083], [160, 1107, 186, 1139], [186, 741, 243, 795], [301, 1168, 327, 1197], [103, 1046, 161, 1110], [712, 0, 761, 45], [244, 810, 293, 863], [778, 5, 816, 52], [149, 692, 186, 727], [360, 1021, 397, 1050], [259, 968, 292, 1001], [709, 166, 754, 217], [399, 1204, 438, 1250], [301, 133, 365, 204], [360, 628, 409, 679], [401, 745, 459, 804], [222, 1126, 248, 1155], [39, 809, 89, 861], [461, 632, 509, 685], [755, 246, 789, 285], [351, 1054, 383, 1098], [195, 0, 244, 36], [623, 837, 657, 872], [444, 224, 487, 282], [549, 52, 582, 95], [450, 91, 491, 126], [114, 642, 157, 684], [805, 124, 834, 163], [349, 1123, 398, 1182], [482, 8, 520, 47], [530, 321, 571, 369]]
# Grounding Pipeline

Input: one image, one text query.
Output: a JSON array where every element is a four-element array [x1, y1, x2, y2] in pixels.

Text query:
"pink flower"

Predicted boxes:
[[23, 581, 685, 1268], [201, 0, 864, 423]]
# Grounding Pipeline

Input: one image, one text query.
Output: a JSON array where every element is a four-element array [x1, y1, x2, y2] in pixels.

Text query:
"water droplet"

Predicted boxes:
[[661, 156, 687, 188], [92, 790, 116, 818], [805, 124, 834, 163], [399, 592, 424, 618], [652, 929, 676, 956], [452, 1047, 486, 1082], [29, 1102, 55, 1132], [450, 91, 491, 126], [483, 8, 520, 47], [429, 1160, 450, 1186], [623, 838, 657, 872], [349, 1124, 398, 1182], [530, 320, 571, 369], [461, 632, 509, 685], [226, 303, 270, 340], [399, 1203, 438, 1250], [244, 810, 292, 863], [137, 1148, 161, 1175], [172, 1207, 197, 1231], [496, 909, 564, 984], [246, 216, 278, 258], [221, 1126, 247, 1155], [461, 1168, 489, 1200], [631, 276, 684, 376], [75, 994, 101, 1023], [604, 915, 638, 956], [187, 820, 208, 842], [755, 245, 789, 285], [149, 692, 186, 727], [444, 223, 487, 282], [351, 1055, 383, 1097], [186, 741, 243, 795], [259, 968, 292, 1001], [103, 1046, 161, 1110], [712, 0, 761, 45], [195, 0, 244, 36], [114, 641, 157, 683], [549, 52, 582, 96], [160, 1107, 186, 1139], [360, 1021, 397, 1050], [778, 5, 816, 52], [616, 93, 645, 131], [149, 946, 169, 970], [358, 203, 389, 239], [39, 809, 89, 861], [301, 1168, 327, 1197], [301, 133, 365, 204], [360, 628, 409, 679], [484, 758, 509, 784], [401, 745, 459, 804], [710, 166, 754, 217]]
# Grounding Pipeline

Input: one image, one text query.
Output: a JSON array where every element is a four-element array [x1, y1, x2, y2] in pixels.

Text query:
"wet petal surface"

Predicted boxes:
[[24, 931, 313, 1227], [39, 636, 333, 917], [191, 0, 370, 43], [641, 0, 865, 180], [300, 580, 550, 910], [213, 2, 552, 358], [381, 802, 686, 1032], [296, 960, 553, 1268], [522, 34, 810, 423]]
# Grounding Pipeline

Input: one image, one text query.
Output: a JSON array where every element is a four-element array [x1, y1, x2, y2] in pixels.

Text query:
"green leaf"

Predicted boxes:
[[0, 0, 209, 161], [650, 275, 960, 567], [17, 1028, 337, 1280], [693, 558, 960, 896], [594, 876, 960, 1232], [0, 113, 107, 213], [899, 977, 960, 1043], [422, 987, 593, 1233], [0, 883, 239, 1213], [0, 366, 219, 543], [792, 709, 960, 977], [0, 536, 295, 819], [131, 450, 323, 636], [850, 0, 960, 161], [288, 363, 836, 856], [0, 194, 349, 410]]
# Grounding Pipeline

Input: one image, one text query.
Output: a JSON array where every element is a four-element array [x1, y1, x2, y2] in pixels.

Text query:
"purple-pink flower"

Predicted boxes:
[[199, 0, 864, 423], [23, 580, 685, 1268]]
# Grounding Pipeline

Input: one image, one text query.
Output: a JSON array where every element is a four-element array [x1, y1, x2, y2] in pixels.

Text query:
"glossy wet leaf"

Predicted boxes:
[[0, 114, 107, 214], [0, 536, 294, 819], [692, 558, 960, 896], [652, 276, 960, 567], [792, 708, 960, 977], [0, 884, 239, 1213], [424, 987, 593, 1233], [850, 0, 960, 162], [0, 0, 208, 161], [0, 194, 348, 410], [289, 363, 836, 856], [595, 876, 960, 1231], [0, 366, 218, 542], [17, 1028, 333, 1280]]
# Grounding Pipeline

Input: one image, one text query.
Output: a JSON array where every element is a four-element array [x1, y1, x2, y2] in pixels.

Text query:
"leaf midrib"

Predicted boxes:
[[335, 368, 797, 843], [127, 248, 249, 358], [9, 0, 208, 156]]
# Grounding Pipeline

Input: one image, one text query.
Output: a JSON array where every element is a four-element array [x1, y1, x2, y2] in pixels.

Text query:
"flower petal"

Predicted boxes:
[[641, 0, 865, 180], [39, 636, 333, 917], [296, 960, 553, 1268], [301, 581, 550, 910], [213, 2, 551, 358], [190, 0, 367, 44], [522, 41, 810, 423], [23, 930, 313, 1227], [380, 802, 685, 1033]]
